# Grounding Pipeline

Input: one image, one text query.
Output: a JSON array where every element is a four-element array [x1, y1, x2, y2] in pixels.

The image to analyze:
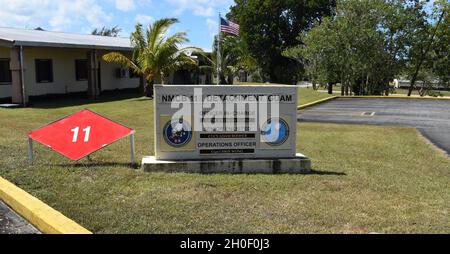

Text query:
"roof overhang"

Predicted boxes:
[[13, 41, 132, 51], [0, 39, 13, 48], [0, 27, 134, 52]]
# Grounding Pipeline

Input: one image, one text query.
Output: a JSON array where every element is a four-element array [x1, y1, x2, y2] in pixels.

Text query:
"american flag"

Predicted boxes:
[[220, 17, 240, 36]]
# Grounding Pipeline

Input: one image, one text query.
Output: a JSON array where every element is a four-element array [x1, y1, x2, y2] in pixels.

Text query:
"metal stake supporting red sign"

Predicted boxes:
[[27, 109, 136, 166]]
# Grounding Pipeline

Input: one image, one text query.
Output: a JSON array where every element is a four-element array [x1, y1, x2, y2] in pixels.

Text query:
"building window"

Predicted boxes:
[[129, 68, 140, 79], [75, 60, 88, 81], [35, 59, 53, 83], [0, 58, 12, 84]]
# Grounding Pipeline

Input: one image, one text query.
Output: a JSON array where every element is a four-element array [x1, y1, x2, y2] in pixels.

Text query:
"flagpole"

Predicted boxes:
[[217, 12, 221, 85]]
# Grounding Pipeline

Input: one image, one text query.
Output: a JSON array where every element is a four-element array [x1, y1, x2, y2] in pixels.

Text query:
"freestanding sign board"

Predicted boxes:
[[154, 85, 298, 161], [27, 109, 135, 163]]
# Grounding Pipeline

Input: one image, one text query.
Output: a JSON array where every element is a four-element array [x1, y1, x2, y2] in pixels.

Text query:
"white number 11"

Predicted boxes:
[[71, 126, 91, 143]]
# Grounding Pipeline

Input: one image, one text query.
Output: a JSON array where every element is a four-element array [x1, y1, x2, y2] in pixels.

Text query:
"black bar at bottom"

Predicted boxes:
[[200, 149, 255, 154]]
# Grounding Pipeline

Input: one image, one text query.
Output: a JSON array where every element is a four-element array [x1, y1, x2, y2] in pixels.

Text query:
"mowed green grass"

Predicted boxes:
[[394, 88, 450, 97], [234, 82, 334, 105], [1, 92, 449, 233], [297, 87, 334, 105]]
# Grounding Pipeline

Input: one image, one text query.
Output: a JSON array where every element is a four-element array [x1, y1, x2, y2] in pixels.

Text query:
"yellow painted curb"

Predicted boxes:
[[297, 94, 450, 110], [0, 176, 92, 234], [297, 96, 338, 110], [339, 95, 450, 100]]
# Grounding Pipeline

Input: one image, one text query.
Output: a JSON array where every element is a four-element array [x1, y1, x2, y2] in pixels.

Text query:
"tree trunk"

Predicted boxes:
[[144, 80, 154, 98], [384, 79, 390, 96], [139, 75, 145, 94], [227, 75, 234, 85], [408, 9, 445, 96], [364, 74, 369, 96], [220, 75, 227, 85]]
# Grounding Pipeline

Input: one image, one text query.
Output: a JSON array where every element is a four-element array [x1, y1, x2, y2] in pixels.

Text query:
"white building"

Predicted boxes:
[[393, 79, 444, 89], [0, 27, 142, 105]]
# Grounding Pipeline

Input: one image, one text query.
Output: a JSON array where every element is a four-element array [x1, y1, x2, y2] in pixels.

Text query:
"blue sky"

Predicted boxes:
[[0, 0, 234, 51]]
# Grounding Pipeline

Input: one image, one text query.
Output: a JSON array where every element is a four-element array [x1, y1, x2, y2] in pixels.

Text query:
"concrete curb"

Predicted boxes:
[[297, 96, 338, 110], [0, 176, 92, 234], [414, 129, 449, 158]]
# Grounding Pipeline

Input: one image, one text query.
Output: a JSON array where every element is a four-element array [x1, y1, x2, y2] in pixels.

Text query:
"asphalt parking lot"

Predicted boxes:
[[298, 98, 450, 155], [0, 200, 40, 234]]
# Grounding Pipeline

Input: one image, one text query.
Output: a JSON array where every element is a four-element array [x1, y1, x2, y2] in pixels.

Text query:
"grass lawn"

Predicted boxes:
[[234, 82, 334, 105], [394, 88, 450, 97], [297, 87, 334, 105], [1, 92, 449, 233]]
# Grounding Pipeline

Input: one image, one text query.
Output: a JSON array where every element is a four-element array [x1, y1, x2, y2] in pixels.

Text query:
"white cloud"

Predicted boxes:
[[206, 18, 218, 48], [206, 18, 218, 34], [115, 0, 135, 12], [135, 14, 154, 25], [0, 0, 112, 31], [206, 18, 217, 29], [193, 6, 215, 17], [165, 0, 233, 17]]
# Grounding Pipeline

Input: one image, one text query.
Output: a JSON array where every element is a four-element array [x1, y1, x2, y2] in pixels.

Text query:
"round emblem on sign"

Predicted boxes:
[[260, 118, 289, 146], [163, 119, 192, 148]]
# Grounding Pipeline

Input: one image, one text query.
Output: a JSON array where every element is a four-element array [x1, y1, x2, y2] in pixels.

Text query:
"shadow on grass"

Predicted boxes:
[[308, 169, 346, 176], [134, 97, 154, 102], [27, 90, 144, 109], [50, 162, 345, 175], [54, 162, 138, 169]]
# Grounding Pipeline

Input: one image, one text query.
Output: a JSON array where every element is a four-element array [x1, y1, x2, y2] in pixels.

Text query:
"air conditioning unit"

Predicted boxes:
[[116, 68, 128, 78]]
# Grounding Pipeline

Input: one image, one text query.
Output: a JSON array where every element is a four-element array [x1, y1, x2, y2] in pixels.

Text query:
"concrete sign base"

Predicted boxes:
[[141, 153, 311, 174]]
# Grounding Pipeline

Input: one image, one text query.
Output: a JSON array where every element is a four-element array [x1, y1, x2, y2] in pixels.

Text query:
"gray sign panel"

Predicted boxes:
[[154, 85, 298, 160]]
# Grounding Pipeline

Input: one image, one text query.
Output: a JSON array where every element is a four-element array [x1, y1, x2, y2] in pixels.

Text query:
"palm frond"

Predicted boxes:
[[102, 52, 140, 73], [148, 18, 179, 50], [131, 23, 146, 49]]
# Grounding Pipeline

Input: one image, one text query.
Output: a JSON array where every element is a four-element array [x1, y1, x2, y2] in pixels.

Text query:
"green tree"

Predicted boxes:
[[102, 18, 202, 97], [203, 35, 256, 84], [283, 17, 339, 90], [221, 35, 257, 82], [284, 0, 432, 96], [405, 0, 448, 96], [228, 0, 335, 84], [431, 1, 450, 88], [91, 26, 122, 37], [210, 35, 238, 84]]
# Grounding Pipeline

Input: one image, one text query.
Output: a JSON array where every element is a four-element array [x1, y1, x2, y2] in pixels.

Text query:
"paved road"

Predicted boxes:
[[298, 98, 450, 155], [0, 200, 40, 234]]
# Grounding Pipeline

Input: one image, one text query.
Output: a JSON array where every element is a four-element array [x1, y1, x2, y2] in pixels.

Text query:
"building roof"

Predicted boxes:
[[0, 27, 132, 51]]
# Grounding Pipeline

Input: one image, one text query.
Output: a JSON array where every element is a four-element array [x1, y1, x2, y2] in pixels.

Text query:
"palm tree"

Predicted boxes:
[[222, 36, 257, 83], [201, 47, 236, 84], [103, 18, 202, 97], [91, 26, 122, 37], [202, 35, 257, 84]]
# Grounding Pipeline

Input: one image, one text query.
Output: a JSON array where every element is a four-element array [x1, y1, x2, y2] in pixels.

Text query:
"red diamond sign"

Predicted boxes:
[[28, 109, 134, 161]]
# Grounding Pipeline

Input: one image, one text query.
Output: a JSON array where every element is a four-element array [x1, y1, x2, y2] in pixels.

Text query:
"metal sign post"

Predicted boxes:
[[130, 133, 136, 167], [28, 137, 33, 164]]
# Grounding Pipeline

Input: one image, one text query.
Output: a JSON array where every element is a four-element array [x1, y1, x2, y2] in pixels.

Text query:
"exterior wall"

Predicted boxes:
[[0, 46, 11, 98], [23, 47, 89, 96], [97, 50, 140, 91], [0, 47, 140, 99]]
